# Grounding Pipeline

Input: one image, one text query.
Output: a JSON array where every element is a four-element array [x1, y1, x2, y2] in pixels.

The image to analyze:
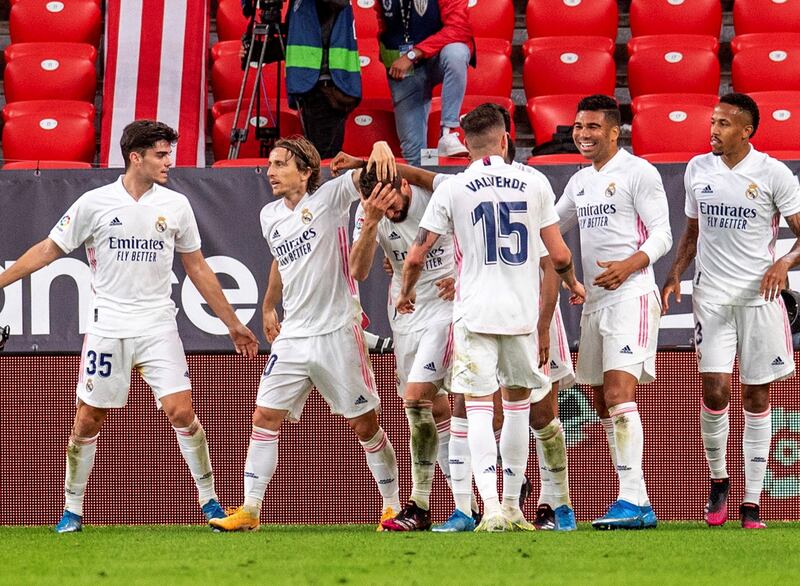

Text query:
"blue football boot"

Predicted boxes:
[[554, 504, 578, 531], [640, 504, 658, 529], [431, 509, 476, 532], [201, 498, 227, 522], [55, 510, 82, 533], [592, 499, 643, 530]]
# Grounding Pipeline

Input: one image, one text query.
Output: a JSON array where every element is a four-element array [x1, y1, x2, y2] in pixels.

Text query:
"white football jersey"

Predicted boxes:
[[685, 147, 800, 306], [48, 176, 201, 338], [556, 148, 672, 313], [353, 175, 453, 334], [261, 171, 362, 338], [420, 155, 558, 335]]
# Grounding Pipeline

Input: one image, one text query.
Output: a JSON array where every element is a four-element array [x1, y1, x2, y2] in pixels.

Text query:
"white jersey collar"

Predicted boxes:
[[467, 155, 506, 170]]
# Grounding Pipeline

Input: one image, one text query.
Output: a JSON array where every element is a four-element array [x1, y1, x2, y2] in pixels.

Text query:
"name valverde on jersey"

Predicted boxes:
[[353, 175, 454, 334], [420, 155, 558, 336], [556, 148, 672, 313], [685, 147, 800, 306], [48, 176, 202, 338], [260, 171, 362, 339]]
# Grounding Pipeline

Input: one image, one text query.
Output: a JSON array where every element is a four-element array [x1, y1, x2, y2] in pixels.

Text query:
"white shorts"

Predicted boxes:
[[576, 292, 660, 387], [693, 297, 795, 385], [450, 320, 551, 402], [257, 323, 380, 421], [393, 321, 453, 398], [76, 331, 191, 409], [545, 304, 576, 389]]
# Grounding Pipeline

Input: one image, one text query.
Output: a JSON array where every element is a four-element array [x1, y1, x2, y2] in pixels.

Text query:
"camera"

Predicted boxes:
[[241, 0, 287, 69]]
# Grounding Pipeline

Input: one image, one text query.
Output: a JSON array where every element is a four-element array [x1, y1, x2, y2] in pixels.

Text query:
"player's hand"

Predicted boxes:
[[537, 324, 550, 368], [661, 277, 682, 314], [434, 277, 455, 301], [594, 259, 634, 290], [382, 256, 394, 277], [367, 141, 397, 182], [396, 290, 416, 314], [262, 308, 282, 344], [363, 182, 398, 223], [566, 280, 586, 305], [388, 55, 414, 80], [229, 323, 259, 358], [760, 259, 790, 302], [329, 151, 363, 175]]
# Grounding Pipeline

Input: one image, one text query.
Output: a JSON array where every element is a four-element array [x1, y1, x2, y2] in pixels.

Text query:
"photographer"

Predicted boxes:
[[241, 0, 361, 159]]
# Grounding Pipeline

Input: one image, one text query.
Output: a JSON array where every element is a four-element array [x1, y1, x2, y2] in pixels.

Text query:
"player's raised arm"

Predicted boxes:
[[261, 259, 283, 343], [397, 228, 441, 313], [180, 250, 259, 357], [350, 182, 398, 281], [0, 238, 64, 289], [662, 218, 699, 313]]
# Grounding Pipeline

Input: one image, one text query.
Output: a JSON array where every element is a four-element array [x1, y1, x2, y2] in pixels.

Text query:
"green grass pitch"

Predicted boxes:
[[1, 523, 799, 585]]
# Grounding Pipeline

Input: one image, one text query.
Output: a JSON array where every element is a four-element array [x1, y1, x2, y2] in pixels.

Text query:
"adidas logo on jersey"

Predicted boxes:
[[619, 345, 633, 355], [772, 357, 785, 366], [549, 359, 558, 369], [423, 361, 436, 372], [701, 185, 714, 194], [388, 231, 401, 240], [482, 465, 496, 474], [355, 395, 368, 405], [503, 467, 515, 477], [271, 229, 281, 240], [576, 188, 585, 197], [109, 217, 123, 226]]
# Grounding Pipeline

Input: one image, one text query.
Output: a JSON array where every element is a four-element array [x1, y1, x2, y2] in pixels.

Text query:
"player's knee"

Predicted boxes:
[[530, 401, 554, 430], [252, 407, 283, 431], [742, 383, 770, 413], [348, 410, 379, 442], [432, 394, 451, 422], [701, 375, 730, 410], [73, 403, 107, 437], [165, 404, 195, 428]]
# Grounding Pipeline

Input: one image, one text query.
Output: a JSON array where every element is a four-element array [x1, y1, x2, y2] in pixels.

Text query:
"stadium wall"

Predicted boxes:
[[2, 352, 799, 525]]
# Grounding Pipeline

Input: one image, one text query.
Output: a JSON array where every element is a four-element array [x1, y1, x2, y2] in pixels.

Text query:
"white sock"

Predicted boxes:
[[360, 428, 400, 512], [173, 417, 217, 505], [601, 417, 618, 469], [743, 407, 772, 505], [466, 401, 501, 516], [533, 418, 571, 508], [449, 417, 474, 516], [609, 402, 648, 506], [63, 433, 99, 516], [405, 401, 437, 511], [700, 403, 729, 479], [494, 427, 503, 466], [243, 426, 280, 514], [436, 418, 452, 484], [500, 399, 531, 510]]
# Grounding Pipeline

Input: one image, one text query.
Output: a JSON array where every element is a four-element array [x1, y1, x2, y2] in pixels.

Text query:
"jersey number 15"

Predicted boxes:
[[472, 201, 528, 266]]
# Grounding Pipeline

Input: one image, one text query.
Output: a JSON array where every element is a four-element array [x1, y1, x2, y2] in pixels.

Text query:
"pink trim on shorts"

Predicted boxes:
[[251, 428, 279, 443], [352, 325, 375, 393], [363, 429, 388, 453], [87, 246, 97, 273], [701, 403, 729, 416], [555, 309, 568, 363], [635, 216, 649, 275], [442, 323, 455, 368], [337, 226, 357, 296], [638, 294, 649, 347], [453, 234, 463, 302]]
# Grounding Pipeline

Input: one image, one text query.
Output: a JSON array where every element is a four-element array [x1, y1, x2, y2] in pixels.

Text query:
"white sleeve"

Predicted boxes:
[[555, 179, 579, 234], [175, 199, 202, 253], [328, 170, 361, 212], [684, 162, 699, 219], [48, 194, 94, 254], [419, 182, 452, 235], [772, 161, 800, 218], [539, 181, 559, 229], [633, 164, 673, 265], [432, 173, 452, 191]]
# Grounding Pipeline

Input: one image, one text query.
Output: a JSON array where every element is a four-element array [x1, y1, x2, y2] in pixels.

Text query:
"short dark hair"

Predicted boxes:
[[576, 94, 621, 127], [461, 104, 507, 141], [477, 102, 515, 162], [120, 120, 179, 169], [719, 92, 760, 138], [274, 136, 321, 192], [358, 164, 402, 200]]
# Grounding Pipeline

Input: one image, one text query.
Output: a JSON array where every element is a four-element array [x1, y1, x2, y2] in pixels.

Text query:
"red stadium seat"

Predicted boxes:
[[210, 40, 241, 63], [212, 110, 303, 162], [216, 0, 250, 41], [10, 0, 102, 45], [468, 0, 515, 41], [629, 0, 721, 37], [342, 107, 401, 157], [749, 93, 800, 153], [433, 52, 512, 98], [3, 160, 93, 169], [732, 46, 800, 92], [526, 0, 617, 40], [353, 0, 380, 38], [523, 48, 615, 100], [2, 113, 95, 163], [211, 98, 292, 121], [2, 100, 95, 122], [631, 103, 713, 159], [630, 93, 718, 115], [4, 41, 97, 63], [475, 37, 512, 58], [3, 54, 97, 103], [211, 158, 269, 168], [640, 153, 700, 163], [627, 34, 719, 57], [526, 94, 583, 146], [211, 53, 286, 102], [523, 36, 615, 57], [627, 47, 720, 98], [357, 45, 392, 101], [426, 96, 515, 148], [526, 154, 587, 165], [731, 33, 800, 55], [734, 0, 800, 34]]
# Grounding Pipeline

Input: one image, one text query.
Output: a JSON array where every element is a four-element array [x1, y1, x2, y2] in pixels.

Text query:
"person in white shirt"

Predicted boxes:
[[662, 93, 800, 530], [211, 137, 402, 532], [397, 104, 584, 532], [557, 95, 672, 530], [0, 120, 260, 533]]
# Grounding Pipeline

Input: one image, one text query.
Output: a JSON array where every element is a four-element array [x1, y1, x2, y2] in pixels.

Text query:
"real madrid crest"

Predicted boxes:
[[745, 183, 759, 200], [605, 182, 616, 197], [301, 208, 313, 225], [85, 378, 94, 392], [155, 216, 168, 232]]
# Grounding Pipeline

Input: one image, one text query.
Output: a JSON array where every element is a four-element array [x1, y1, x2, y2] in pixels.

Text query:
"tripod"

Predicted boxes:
[[228, 8, 286, 160]]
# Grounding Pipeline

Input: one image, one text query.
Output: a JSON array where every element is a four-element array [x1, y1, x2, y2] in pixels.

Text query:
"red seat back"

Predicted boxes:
[[750, 93, 800, 152], [526, 0, 617, 40], [4, 41, 97, 63], [631, 104, 713, 157], [211, 53, 287, 102], [468, 0, 515, 41], [4, 55, 97, 103], [212, 110, 303, 162], [732, 46, 800, 92], [3, 100, 96, 121], [523, 48, 615, 99], [3, 114, 96, 163], [734, 0, 800, 34], [630, 0, 721, 37], [342, 107, 401, 157], [526, 94, 583, 146], [427, 96, 515, 148], [10, 0, 102, 45], [627, 47, 720, 98]]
